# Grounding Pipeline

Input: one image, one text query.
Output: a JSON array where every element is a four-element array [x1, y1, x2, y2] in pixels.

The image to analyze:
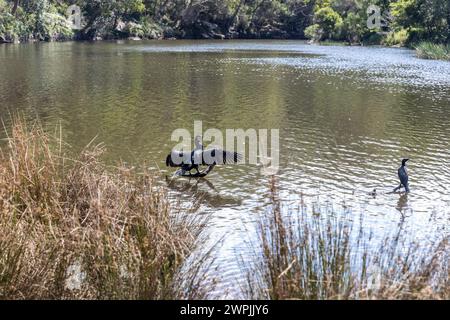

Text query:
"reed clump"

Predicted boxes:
[[0, 119, 207, 300], [245, 178, 449, 300], [415, 42, 450, 61]]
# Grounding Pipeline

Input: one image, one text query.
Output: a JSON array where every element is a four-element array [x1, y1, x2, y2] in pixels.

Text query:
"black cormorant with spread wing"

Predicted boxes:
[[166, 136, 242, 176]]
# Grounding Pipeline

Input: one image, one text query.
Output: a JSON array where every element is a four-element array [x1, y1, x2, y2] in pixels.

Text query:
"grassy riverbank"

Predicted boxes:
[[245, 178, 449, 300], [415, 42, 450, 61], [0, 119, 208, 299]]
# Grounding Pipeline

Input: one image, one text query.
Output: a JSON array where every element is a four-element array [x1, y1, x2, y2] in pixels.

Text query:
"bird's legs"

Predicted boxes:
[[393, 184, 403, 192], [185, 167, 199, 177], [393, 183, 410, 193], [404, 183, 410, 193], [190, 164, 200, 174]]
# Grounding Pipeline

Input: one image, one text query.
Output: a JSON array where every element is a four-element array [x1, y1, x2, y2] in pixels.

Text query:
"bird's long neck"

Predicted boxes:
[[195, 142, 203, 150]]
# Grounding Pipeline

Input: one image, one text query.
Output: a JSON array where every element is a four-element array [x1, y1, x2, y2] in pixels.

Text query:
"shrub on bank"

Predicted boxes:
[[383, 29, 409, 47]]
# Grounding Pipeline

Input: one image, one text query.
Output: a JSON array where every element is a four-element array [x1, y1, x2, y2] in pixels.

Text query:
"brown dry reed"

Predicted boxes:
[[0, 118, 209, 300]]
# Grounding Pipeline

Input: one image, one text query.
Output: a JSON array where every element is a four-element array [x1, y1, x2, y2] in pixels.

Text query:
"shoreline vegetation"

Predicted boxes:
[[0, 118, 209, 299], [1, 119, 448, 300], [1, 1, 449, 60], [415, 42, 450, 61]]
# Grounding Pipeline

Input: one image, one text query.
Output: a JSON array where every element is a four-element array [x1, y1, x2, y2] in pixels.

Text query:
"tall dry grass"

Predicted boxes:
[[0, 119, 208, 300], [245, 177, 449, 300]]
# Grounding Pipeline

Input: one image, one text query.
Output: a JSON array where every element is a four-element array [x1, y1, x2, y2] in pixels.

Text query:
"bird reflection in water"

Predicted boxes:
[[396, 193, 411, 218], [165, 176, 242, 208]]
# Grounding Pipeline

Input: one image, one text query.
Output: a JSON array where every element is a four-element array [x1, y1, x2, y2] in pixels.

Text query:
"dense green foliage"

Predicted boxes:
[[0, 0, 449, 46]]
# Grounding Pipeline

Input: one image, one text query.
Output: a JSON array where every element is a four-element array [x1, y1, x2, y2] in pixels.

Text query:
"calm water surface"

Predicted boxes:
[[0, 40, 449, 298]]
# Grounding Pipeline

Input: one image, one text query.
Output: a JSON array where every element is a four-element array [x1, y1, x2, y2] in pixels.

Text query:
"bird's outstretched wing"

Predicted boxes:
[[166, 150, 190, 167], [201, 148, 243, 165]]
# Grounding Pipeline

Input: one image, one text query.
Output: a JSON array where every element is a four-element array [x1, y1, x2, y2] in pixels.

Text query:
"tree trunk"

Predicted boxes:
[[12, 0, 20, 16], [250, 0, 265, 26]]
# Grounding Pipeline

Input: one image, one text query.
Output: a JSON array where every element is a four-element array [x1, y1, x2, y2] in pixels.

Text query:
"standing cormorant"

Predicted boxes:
[[393, 159, 410, 193]]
